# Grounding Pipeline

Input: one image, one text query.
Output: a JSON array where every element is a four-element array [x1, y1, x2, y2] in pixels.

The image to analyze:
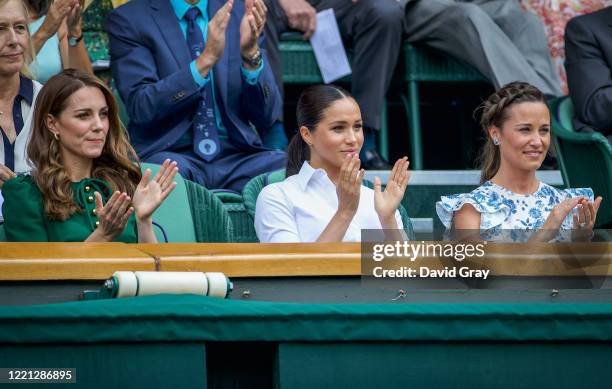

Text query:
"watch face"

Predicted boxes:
[[68, 37, 77, 46]]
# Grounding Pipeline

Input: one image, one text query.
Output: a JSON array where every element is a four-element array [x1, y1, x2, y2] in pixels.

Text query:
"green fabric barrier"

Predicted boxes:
[[1, 295, 612, 343], [278, 342, 612, 389], [0, 343, 206, 389]]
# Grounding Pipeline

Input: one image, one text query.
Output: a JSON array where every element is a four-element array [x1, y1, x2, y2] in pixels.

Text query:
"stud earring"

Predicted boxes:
[[493, 137, 499, 146]]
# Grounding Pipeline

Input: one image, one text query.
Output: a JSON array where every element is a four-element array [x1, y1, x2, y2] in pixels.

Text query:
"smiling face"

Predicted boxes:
[[0, 0, 29, 76], [489, 101, 551, 173], [301, 97, 364, 172], [46, 86, 110, 165]]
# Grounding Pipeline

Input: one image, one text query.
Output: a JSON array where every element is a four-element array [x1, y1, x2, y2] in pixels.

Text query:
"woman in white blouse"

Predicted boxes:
[[255, 85, 410, 243]]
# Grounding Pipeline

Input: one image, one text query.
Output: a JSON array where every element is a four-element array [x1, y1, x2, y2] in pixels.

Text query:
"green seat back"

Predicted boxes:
[[0, 223, 5, 242], [141, 162, 197, 242], [184, 181, 233, 242], [242, 169, 415, 240], [550, 97, 612, 227]]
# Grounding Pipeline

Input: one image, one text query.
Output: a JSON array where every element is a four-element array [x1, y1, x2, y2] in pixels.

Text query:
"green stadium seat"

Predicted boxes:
[[401, 43, 488, 169], [549, 97, 612, 228], [242, 168, 415, 240], [212, 191, 257, 242], [141, 163, 232, 242]]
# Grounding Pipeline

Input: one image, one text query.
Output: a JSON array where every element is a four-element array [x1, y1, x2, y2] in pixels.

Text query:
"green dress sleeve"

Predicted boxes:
[[1, 176, 49, 242]]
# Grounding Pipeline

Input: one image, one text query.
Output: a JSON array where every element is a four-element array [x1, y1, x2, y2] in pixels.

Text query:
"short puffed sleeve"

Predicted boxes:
[[436, 186, 512, 230]]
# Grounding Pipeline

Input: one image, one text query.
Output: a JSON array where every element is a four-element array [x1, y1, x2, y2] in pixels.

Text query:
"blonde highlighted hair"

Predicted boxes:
[[0, 0, 35, 78]]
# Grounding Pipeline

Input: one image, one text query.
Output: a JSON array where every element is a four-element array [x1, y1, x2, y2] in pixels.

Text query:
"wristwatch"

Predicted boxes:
[[241, 49, 263, 68], [68, 34, 83, 47]]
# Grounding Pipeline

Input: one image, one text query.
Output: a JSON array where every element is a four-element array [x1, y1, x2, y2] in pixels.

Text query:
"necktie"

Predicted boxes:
[[184, 7, 220, 161]]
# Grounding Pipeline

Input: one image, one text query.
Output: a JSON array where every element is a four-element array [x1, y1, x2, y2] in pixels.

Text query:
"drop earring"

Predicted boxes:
[[493, 137, 499, 146]]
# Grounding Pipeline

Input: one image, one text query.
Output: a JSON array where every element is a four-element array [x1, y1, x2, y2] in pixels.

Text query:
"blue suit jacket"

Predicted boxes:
[[105, 0, 282, 159]]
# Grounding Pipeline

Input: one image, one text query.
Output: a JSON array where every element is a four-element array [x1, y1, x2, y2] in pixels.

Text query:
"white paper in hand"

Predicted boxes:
[[309, 9, 351, 84]]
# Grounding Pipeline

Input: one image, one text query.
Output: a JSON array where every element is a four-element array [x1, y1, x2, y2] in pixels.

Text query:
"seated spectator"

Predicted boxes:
[[564, 6, 612, 143], [0, 0, 43, 187], [522, 0, 608, 94], [28, 0, 93, 83], [255, 85, 409, 243], [402, 0, 562, 97], [2, 69, 178, 242], [264, 0, 403, 169], [437, 82, 602, 242], [106, 0, 285, 193]]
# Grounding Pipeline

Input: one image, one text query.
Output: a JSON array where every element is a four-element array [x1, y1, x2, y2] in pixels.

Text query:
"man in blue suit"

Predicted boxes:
[[106, 0, 286, 192]]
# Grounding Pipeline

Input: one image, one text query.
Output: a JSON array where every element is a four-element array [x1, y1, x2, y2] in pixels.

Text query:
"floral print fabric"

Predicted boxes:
[[436, 181, 594, 241], [521, 0, 609, 94]]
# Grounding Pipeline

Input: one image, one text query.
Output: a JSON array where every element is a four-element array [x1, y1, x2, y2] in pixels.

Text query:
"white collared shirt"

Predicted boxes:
[[255, 162, 403, 243]]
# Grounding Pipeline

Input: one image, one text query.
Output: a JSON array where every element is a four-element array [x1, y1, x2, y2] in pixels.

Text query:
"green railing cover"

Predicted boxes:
[[2, 295, 612, 343]]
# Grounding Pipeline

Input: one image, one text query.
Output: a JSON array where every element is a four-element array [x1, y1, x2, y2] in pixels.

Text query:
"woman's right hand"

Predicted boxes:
[[40, 0, 77, 37], [88, 191, 134, 242], [335, 153, 364, 218]]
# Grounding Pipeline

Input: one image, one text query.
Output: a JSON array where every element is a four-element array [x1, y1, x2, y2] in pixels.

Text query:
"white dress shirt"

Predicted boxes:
[[255, 161, 403, 243]]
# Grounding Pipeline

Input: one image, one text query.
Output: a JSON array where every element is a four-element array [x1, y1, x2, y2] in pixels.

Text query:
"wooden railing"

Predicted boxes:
[[0, 242, 610, 280]]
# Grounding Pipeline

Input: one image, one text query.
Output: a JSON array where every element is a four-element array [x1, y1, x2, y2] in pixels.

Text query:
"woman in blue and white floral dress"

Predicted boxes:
[[437, 82, 603, 242]]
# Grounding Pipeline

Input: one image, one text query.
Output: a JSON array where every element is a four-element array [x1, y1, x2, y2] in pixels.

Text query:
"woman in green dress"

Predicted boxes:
[[1, 68, 178, 242]]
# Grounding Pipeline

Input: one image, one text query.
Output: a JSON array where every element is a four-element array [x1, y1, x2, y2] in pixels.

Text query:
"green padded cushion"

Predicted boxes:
[[558, 97, 575, 131], [2, 294, 612, 343], [184, 180, 233, 242], [141, 162, 196, 242]]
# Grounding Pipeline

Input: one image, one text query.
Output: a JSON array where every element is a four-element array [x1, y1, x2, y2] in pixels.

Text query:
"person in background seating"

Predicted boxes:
[[2, 69, 178, 242], [106, 0, 286, 193], [0, 0, 43, 192], [401, 0, 563, 98], [255, 84, 410, 243], [564, 6, 612, 143], [27, 0, 93, 83]]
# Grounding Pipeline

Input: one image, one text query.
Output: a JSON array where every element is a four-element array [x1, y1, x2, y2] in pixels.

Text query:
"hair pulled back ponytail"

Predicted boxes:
[[286, 84, 353, 176], [475, 81, 547, 183]]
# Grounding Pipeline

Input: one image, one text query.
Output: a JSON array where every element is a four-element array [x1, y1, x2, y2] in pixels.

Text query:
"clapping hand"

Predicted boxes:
[[132, 159, 178, 222], [336, 153, 364, 218], [200, 0, 234, 68], [66, 0, 84, 38], [240, 0, 267, 60], [41, 0, 78, 37], [374, 157, 410, 225], [571, 197, 602, 241], [93, 190, 134, 241]]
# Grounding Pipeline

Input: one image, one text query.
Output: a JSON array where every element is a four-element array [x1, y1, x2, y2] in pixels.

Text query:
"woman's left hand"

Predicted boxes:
[[571, 196, 602, 241], [66, 0, 83, 38], [374, 157, 410, 224], [132, 160, 178, 222]]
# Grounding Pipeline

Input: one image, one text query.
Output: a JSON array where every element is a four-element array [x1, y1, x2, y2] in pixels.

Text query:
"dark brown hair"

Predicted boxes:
[[28, 69, 141, 220], [286, 84, 353, 176], [475, 81, 548, 183]]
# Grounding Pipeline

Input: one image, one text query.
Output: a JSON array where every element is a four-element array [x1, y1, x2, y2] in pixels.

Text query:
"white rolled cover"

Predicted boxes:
[[134, 271, 209, 296], [206, 272, 229, 297], [113, 271, 138, 298]]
